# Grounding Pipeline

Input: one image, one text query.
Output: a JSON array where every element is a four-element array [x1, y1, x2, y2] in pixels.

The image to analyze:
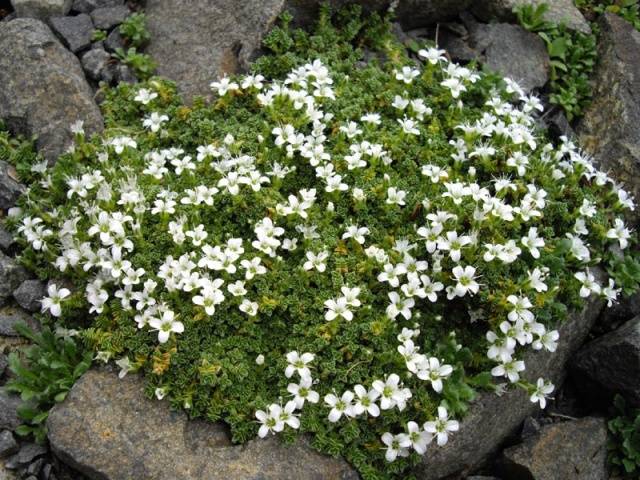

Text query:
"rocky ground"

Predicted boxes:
[[0, 1, 639, 479]]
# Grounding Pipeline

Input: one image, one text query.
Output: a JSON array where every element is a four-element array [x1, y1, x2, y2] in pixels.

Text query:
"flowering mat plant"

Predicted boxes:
[[7, 8, 638, 479]]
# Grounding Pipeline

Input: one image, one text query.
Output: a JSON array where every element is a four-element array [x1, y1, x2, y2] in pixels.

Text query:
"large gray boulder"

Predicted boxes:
[[47, 289, 604, 479], [145, 0, 285, 102], [572, 315, 640, 407], [47, 367, 359, 480], [468, 22, 549, 92], [472, 0, 591, 34], [578, 13, 640, 225], [0, 18, 103, 164], [10, 0, 72, 20], [501, 417, 608, 480]]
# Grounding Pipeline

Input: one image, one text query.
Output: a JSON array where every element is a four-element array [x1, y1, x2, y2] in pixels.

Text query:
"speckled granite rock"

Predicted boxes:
[[10, 0, 72, 20], [0, 18, 103, 163], [145, 0, 284, 102], [579, 13, 640, 225], [501, 417, 607, 480], [47, 367, 359, 480]]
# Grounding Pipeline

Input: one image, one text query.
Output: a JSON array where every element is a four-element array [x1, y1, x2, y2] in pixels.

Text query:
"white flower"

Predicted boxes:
[[521, 227, 545, 259], [340, 286, 361, 307], [239, 299, 259, 316], [395, 66, 420, 84], [423, 406, 459, 446], [352, 384, 380, 417], [342, 225, 369, 244], [416, 357, 453, 393], [303, 250, 329, 272], [418, 47, 446, 64], [491, 359, 526, 383], [256, 404, 284, 437], [386, 291, 415, 320], [116, 357, 133, 379], [451, 265, 480, 297], [210, 76, 240, 96], [405, 421, 432, 454], [381, 432, 410, 462], [324, 390, 355, 422], [288, 377, 320, 408], [530, 378, 554, 409], [397, 117, 420, 135], [606, 218, 631, 249], [386, 187, 407, 206], [134, 88, 158, 105], [574, 270, 601, 298], [143, 112, 169, 133], [602, 278, 621, 307], [324, 297, 353, 321], [372, 374, 410, 411], [285, 351, 315, 380], [148, 309, 184, 343], [41, 284, 71, 317]]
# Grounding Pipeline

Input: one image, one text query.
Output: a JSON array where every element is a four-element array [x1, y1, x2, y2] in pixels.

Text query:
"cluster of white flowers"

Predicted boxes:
[[19, 42, 636, 467]]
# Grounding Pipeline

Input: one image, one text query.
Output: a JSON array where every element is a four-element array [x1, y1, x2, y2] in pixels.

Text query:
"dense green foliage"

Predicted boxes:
[[608, 395, 640, 477], [5, 324, 92, 443], [3, 6, 638, 479], [119, 12, 151, 49], [516, 3, 597, 121]]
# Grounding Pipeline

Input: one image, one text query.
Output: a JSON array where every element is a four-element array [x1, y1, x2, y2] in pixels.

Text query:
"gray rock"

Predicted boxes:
[[13, 444, 47, 465], [0, 162, 26, 212], [81, 47, 112, 82], [599, 290, 640, 331], [47, 367, 359, 480], [13, 279, 46, 313], [501, 417, 607, 480], [0, 19, 103, 164], [0, 227, 17, 254], [410, 283, 605, 479], [103, 27, 122, 52], [114, 64, 137, 84], [439, 31, 479, 62], [89, 4, 128, 30], [10, 0, 72, 20], [469, 23, 549, 92], [0, 392, 21, 430], [572, 316, 640, 407], [0, 353, 7, 378], [25, 457, 44, 476], [467, 477, 502, 480], [0, 253, 28, 306], [72, 0, 122, 14], [578, 13, 640, 226], [0, 307, 39, 336], [49, 13, 93, 52], [395, 0, 472, 30], [145, 0, 285, 102], [0, 431, 18, 459], [472, 0, 591, 34]]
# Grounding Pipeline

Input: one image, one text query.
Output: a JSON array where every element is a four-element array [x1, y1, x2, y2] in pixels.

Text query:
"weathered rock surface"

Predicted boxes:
[[71, 0, 122, 14], [145, 0, 284, 102], [12, 280, 45, 313], [0, 162, 26, 212], [50, 13, 93, 52], [579, 13, 640, 225], [47, 367, 359, 480], [0, 431, 18, 460], [89, 4, 127, 30], [10, 0, 72, 20], [0, 228, 16, 254], [0, 393, 21, 431], [469, 22, 549, 92], [395, 0, 472, 30], [572, 315, 640, 407], [411, 289, 604, 479], [81, 47, 113, 83], [0, 18, 103, 164], [501, 417, 607, 480], [472, 0, 591, 34], [0, 254, 28, 306], [0, 307, 39, 336]]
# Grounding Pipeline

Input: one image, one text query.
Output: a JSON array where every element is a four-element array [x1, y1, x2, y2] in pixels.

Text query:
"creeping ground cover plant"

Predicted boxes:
[[6, 8, 639, 479]]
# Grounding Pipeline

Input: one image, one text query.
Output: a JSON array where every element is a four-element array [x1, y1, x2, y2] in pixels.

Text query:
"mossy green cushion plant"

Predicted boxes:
[[7, 8, 639, 479]]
